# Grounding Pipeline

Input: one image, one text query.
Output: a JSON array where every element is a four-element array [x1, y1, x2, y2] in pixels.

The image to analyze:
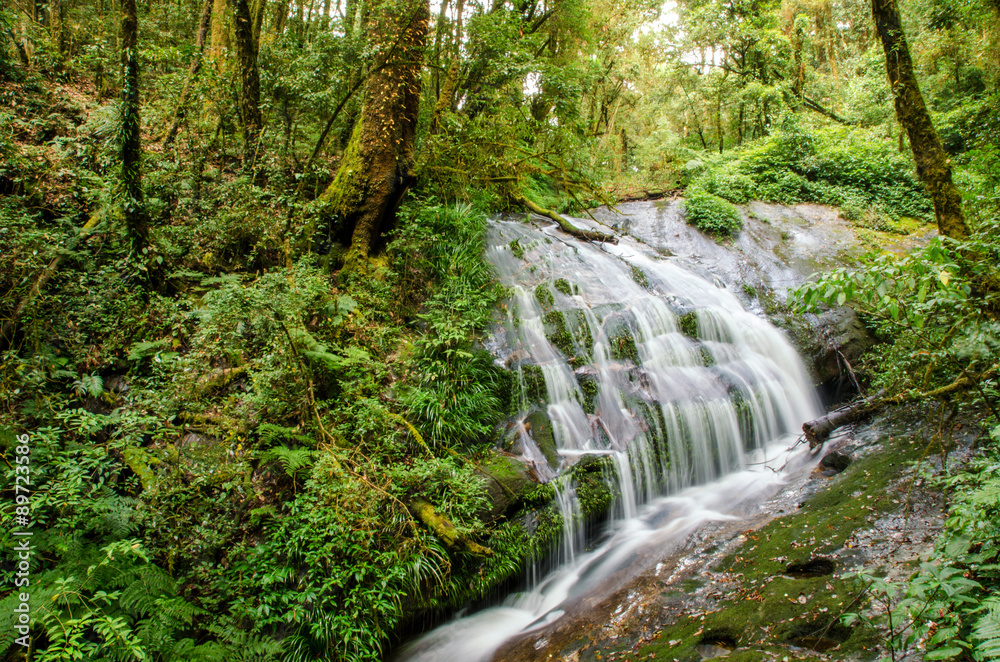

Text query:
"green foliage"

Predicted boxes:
[[694, 120, 933, 222], [683, 186, 743, 237], [392, 202, 506, 447], [793, 233, 999, 399]]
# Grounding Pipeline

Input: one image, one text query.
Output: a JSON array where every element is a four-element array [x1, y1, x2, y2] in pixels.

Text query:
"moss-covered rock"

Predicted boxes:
[[544, 309, 576, 358], [639, 419, 937, 661], [535, 283, 555, 308], [630, 265, 651, 290], [519, 363, 547, 404], [678, 311, 699, 339], [554, 278, 578, 296], [478, 451, 538, 519], [608, 326, 639, 362], [525, 408, 560, 470]]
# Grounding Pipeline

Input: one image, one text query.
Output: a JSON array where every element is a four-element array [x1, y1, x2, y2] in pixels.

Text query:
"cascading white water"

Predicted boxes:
[[397, 215, 822, 662]]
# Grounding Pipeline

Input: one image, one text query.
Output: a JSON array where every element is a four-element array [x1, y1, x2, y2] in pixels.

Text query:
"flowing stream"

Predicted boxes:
[[397, 213, 823, 662]]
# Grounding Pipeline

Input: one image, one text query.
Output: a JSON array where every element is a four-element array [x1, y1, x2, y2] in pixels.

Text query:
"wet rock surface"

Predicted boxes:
[[492, 405, 972, 662], [587, 201, 895, 396]]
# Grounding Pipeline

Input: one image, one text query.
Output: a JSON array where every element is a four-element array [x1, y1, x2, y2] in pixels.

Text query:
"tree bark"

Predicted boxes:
[[49, 0, 64, 52], [163, 0, 213, 146], [210, 0, 229, 60], [314, 0, 429, 260], [121, 0, 149, 258], [232, 0, 263, 168], [872, 0, 970, 240]]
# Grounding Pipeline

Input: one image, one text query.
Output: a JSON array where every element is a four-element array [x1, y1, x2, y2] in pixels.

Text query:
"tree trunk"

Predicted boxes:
[[872, 0, 970, 240], [315, 0, 429, 260], [49, 0, 64, 52], [164, 0, 213, 146], [210, 0, 229, 60], [121, 0, 149, 258], [232, 0, 262, 168], [252, 0, 268, 43]]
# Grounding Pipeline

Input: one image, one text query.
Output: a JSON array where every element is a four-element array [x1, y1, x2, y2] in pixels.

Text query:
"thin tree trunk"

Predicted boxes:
[[872, 0, 970, 240], [273, 0, 289, 33], [515, 195, 617, 243], [252, 0, 268, 42], [232, 0, 262, 168], [430, 0, 449, 98], [164, 0, 213, 146], [121, 0, 149, 258]]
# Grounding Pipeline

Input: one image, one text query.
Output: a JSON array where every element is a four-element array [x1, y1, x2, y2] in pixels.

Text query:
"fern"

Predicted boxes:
[[258, 445, 317, 482], [975, 598, 1000, 661]]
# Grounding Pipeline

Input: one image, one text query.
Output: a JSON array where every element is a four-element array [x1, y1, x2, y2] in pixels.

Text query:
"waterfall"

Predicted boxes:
[[397, 215, 822, 662]]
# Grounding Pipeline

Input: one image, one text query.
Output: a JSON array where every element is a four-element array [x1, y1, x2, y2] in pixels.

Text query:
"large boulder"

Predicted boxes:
[[477, 451, 539, 520]]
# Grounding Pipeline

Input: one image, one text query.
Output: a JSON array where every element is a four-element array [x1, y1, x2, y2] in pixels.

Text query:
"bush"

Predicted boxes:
[[693, 120, 933, 222], [682, 186, 743, 237]]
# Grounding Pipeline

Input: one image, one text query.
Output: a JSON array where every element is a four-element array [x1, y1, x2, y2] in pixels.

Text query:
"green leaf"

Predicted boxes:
[[924, 647, 963, 659]]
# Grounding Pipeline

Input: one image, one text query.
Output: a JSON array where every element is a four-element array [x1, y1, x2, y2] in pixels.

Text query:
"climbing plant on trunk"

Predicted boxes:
[[232, 0, 262, 168], [120, 0, 149, 258], [315, 0, 429, 261], [872, 0, 970, 240]]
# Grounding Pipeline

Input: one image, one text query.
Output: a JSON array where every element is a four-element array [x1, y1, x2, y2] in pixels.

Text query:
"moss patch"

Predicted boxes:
[[554, 278, 578, 296], [535, 283, 555, 308], [678, 312, 699, 339], [579, 376, 598, 414], [608, 326, 639, 362], [630, 265, 652, 290], [509, 238, 526, 259], [544, 310, 576, 358], [525, 408, 560, 470], [519, 364, 547, 404], [571, 310, 593, 360]]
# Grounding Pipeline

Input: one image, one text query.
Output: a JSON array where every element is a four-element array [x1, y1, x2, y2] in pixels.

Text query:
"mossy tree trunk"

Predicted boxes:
[[872, 0, 970, 240], [210, 0, 229, 59], [121, 0, 149, 258], [232, 0, 262, 168], [164, 0, 213, 146], [49, 0, 64, 52], [316, 0, 428, 259]]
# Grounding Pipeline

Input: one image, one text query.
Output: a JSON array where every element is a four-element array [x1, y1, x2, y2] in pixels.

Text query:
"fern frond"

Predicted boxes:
[[974, 597, 1000, 661], [259, 445, 317, 479]]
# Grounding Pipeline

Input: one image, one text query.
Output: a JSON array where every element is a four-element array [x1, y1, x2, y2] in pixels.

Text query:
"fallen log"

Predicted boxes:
[[803, 364, 999, 447], [410, 498, 493, 556], [803, 398, 882, 448], [514, 195, 617, 244]]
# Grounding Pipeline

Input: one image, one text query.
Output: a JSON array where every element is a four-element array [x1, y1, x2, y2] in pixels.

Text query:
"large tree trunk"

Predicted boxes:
[[121, 0, 149, 257], [872, 0, 970, 240], [210, 0, 229, 60], [315, 0, 429, 260], [232, 0, 263, 168], [163, 0, 213, 146]]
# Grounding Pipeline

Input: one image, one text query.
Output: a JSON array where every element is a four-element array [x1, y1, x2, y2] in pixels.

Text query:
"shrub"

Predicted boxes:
[[682, 186, 743, 237], [692, 121, 933, 222]]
